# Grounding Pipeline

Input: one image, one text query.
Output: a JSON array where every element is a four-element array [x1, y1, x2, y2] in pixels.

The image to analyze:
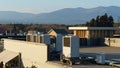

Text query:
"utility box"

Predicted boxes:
[[38, 34, 51, 45], [95, 53, 105, 64], [61, 35, 80, 65]]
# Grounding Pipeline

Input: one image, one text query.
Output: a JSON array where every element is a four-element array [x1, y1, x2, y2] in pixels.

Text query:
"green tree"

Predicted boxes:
[[104, 13, 109, 27], [85, 13, 114, 27], [108, 16, 114, 27], [96, 16, 100, 27], [100, 13, 108, 27], [89, 18, 96, 27], [86, 22, 90, 26]]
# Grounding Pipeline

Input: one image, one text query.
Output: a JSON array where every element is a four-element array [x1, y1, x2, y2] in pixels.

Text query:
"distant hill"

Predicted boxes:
[[0, 6, 120, 24]]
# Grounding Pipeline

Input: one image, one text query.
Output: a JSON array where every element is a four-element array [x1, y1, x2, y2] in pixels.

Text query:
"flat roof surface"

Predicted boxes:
[[0, 50, 19, 63], [46, 61, 116, 68], [45, 46, 120, 68], [80, 46, 120, 60], [3, 38, 47, 46], [80, 46, 120, 53], [69, 27, 119, 30]]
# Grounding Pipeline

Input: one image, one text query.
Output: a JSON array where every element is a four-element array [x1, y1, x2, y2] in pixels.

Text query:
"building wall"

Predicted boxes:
[[74, 30, 114, 38], [74, 30, 87, 38], [73, 30, 77, 36], [73, 30, 112, 46], [3, 39, 47, 68], [89, 30, 114, 38], [105, 38, 120, 47]]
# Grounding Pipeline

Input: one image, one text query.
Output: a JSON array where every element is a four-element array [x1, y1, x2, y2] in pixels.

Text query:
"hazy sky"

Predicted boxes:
[[0, 0, 120, 13]]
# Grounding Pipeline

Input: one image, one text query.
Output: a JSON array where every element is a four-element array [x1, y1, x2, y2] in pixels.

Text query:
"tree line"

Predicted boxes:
[[0, 24, 68, 33], [86, 13, 114, 27]]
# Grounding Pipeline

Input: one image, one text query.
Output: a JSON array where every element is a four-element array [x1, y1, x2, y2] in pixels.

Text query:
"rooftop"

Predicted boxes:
[[48, 29, 68, 35], [0, 50, 19, 63], [69, 27, 119, 30], [3, 38, 47, 46]]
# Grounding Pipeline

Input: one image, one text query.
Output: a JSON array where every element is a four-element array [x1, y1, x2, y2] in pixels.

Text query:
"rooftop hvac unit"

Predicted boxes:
[[38, 34, 50, 45], [26, 35, 31, 41], [32, 34, 38, 42], [48, 34, 63, 61], [61, 35, 80, 65], [62, 35, 80, 58], [50, 34, 62, 52], [26, 34, 38, 42], [56, 34, 62, 52]]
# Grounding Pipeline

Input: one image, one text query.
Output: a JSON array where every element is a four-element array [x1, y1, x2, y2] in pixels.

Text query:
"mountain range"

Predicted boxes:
[[0, 6, 120, 24]]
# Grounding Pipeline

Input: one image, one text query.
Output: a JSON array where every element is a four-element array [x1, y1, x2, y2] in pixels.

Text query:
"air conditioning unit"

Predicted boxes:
[[32, 34, 38, 42], [62, 35, 80, 58], [50, 34, 63, 52], [61, 35, 80, 65], [38, 34, 50, 45], [55, 34, 62, 52], [26, 31, 38, 42]]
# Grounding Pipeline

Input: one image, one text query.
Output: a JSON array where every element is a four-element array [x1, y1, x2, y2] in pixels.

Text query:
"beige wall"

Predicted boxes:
[[3, 39, 74, 68], [48, 31, 57, 36], [105, 38, 120, 47], [74, 30, 114, 38], [73, 30, 77, 36], [74, 30, 87, 38], [3, 39, 47, 68]]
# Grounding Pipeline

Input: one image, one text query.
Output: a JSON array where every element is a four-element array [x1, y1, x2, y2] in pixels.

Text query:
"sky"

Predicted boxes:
[[0, 0, 120, 14]]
